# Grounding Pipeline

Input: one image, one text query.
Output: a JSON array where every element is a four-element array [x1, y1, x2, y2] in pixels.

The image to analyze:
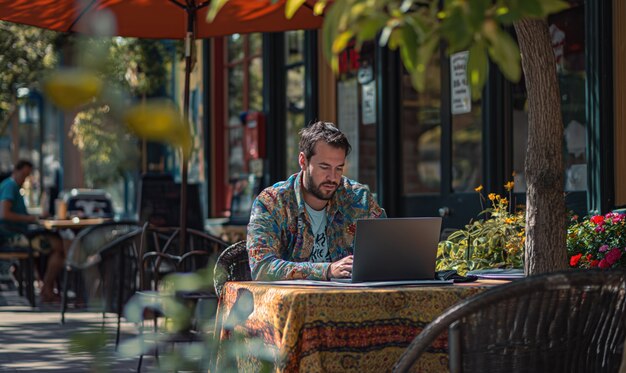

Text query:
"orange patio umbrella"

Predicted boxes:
[[0, 0, 323, 252], [0, 0, 322, 39]]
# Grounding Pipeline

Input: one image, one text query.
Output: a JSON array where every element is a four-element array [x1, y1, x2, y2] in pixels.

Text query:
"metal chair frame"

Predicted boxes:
[[60, 220, 140, 323]]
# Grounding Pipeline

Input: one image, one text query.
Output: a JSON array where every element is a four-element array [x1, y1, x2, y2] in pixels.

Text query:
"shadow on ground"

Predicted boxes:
[[0, 290, 154, 372]]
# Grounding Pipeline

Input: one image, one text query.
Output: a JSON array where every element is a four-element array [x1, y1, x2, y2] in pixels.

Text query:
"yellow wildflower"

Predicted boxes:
[[488, 193, 497, 201], [505, 218, 514, 224], [504, 181, 514, 192], [474, 185, 483, 192]]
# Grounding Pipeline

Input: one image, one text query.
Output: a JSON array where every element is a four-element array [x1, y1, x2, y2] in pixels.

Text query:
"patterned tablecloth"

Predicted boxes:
[[216, 282, 491, 372]]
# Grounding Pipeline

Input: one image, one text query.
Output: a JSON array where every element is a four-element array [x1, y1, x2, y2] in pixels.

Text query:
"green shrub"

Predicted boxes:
[[436, 183, 525, 275]]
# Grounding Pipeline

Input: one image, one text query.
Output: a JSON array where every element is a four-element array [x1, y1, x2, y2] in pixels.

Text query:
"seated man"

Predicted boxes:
[[247, 121, 386, 281], [0, 160, 67, 303]]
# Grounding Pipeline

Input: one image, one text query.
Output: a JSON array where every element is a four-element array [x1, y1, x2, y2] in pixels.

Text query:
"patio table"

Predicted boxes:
[[40, 217, 110, 230], [216, 280, 502, 372]]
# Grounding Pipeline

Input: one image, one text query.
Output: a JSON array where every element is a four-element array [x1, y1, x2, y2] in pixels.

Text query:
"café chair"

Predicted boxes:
[[393, 269, 626, 373], [213, 240, 251, 299], [139, 223, 228, 290], [0, 235, 37, 307], [97, 229, 143, 348], [60, 220, 140, 323], [135, 224, 228, 371]]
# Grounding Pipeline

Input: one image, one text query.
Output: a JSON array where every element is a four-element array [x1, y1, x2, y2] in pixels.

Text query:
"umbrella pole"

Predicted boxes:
[[180, 7, 195, 256]]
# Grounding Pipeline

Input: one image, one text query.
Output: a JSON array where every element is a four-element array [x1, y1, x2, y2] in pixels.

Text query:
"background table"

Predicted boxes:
[[41, 217, 109, 230], [216, 281, 496, 372]]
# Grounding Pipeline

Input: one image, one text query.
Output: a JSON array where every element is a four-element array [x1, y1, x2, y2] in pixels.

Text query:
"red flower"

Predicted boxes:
[[606, 248, 623, 265], [598, 259, 611, 268], [590, 215, 605, 225], [590, 260, 600, 268], [570, 253, 583, 267]]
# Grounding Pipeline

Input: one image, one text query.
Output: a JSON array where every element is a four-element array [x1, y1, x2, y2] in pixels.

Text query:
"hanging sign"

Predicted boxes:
[[450, 51, 471, 115], [361, 81, 376, 125]]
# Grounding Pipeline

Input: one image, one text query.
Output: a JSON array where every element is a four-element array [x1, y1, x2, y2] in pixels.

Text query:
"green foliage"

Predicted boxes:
[[68, 329, 110, 373], [0, 21, 57, 130], [567, 212, 626, 269], [281, 0, 569, 96], [437, 183, 525, 275], [71, 105, 139, 187], [119, 267, 276, 372], [68, 38, 171, 187]]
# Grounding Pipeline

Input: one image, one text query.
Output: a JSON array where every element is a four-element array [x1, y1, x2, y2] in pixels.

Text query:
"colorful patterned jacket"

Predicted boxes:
[[247, 172, 386, 281]]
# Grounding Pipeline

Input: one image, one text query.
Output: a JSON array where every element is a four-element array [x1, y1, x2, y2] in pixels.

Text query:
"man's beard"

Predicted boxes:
[[304, 171, 338, 201]]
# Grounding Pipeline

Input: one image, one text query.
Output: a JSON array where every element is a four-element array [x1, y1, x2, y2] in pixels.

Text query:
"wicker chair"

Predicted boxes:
[[213, 240, 251, 299], [393, 270, 626, 373]]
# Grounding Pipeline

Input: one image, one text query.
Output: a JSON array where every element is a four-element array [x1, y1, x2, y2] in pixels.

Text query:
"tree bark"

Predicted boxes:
[[514, 19, 568, 274]]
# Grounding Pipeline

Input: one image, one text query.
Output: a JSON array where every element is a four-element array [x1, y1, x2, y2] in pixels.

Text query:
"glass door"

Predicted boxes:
[[399, 49, 483, 230]]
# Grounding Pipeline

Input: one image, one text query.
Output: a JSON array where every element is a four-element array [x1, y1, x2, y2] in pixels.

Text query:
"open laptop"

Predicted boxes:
[[331, 217, 450, 285]]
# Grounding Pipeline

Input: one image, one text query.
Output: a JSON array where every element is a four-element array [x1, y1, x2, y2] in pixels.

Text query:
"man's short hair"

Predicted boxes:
[[14, 159, 33, 171], [299, 121, 352, 161]]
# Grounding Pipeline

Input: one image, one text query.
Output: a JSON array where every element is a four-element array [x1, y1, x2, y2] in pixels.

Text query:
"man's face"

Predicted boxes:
[[14, 166, 32, 186], [299, 142, 346, 202]]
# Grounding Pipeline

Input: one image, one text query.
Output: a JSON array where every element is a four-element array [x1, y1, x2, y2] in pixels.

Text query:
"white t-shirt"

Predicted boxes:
[[305, 203, 330, 263]]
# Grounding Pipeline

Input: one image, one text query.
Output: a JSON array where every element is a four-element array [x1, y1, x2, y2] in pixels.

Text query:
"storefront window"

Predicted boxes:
[[226, 33, 263, 182], [400, 51, 442, 195], [285, 30, 305, 177], [452, 99, 483, 193]]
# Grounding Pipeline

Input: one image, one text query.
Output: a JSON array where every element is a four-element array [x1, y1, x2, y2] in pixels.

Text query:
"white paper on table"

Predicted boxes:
[[254, 279, 453, 287]]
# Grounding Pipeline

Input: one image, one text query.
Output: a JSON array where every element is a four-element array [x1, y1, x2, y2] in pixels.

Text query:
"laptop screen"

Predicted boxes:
[[351, 217, 442, 282]]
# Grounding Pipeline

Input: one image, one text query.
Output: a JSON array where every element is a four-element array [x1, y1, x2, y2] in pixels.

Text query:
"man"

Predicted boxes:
[[0, 160, 66, 303], [247, 121, 386, 281]]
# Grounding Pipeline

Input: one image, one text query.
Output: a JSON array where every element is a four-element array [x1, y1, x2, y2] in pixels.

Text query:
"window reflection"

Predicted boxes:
[[225, 33, 263, 202], [401, 51, 442, 195], [228, 34, 244, 62], [285, 31, 305, 177], [452, 101, 483, 193]]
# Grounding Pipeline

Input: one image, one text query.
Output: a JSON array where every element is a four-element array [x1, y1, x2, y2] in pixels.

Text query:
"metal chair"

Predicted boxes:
[[60, 220, 140, 323], [138, 222, 229, 291], [213, 240, 251, 299], [135, 223, 229, 371], [97, 229, 143, 347], [393, 270, 626, 373]]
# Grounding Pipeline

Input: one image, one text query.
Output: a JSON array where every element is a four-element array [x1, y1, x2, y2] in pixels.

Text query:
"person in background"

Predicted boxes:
[[247, 121, 386, 281], [0, 159, 67, 303]]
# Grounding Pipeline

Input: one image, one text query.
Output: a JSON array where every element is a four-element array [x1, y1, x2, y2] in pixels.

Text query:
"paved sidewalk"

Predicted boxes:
[[0, 289, 154, 372]]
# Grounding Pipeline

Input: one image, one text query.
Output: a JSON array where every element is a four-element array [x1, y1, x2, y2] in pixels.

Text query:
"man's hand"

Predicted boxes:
[[328, 255, 353, 279]]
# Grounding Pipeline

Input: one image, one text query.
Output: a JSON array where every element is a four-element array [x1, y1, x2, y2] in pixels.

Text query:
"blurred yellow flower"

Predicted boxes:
[[43, 68, 102, 110], [488, 193, 497, 201], [474, 185, 483, 192], [504, 181, 515, 192], [124, 99, 192, 160]]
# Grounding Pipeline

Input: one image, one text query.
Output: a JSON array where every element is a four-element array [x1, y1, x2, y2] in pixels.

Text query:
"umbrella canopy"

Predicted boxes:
[[0, 0, 322, 39], [0, 0, 323, 253]]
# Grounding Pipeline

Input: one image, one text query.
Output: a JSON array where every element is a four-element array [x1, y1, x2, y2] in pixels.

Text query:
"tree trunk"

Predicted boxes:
[[514, 19, 568, 275]]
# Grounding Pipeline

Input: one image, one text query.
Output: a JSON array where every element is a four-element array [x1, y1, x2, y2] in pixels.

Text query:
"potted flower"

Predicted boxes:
[[567, 212, 626, 269], [436, 182, 525, 275]]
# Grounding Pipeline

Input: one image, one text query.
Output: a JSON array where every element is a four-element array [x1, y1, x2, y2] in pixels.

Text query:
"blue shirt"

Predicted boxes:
[[247, 172, 386, 281], [0, 177, 28, 237]]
